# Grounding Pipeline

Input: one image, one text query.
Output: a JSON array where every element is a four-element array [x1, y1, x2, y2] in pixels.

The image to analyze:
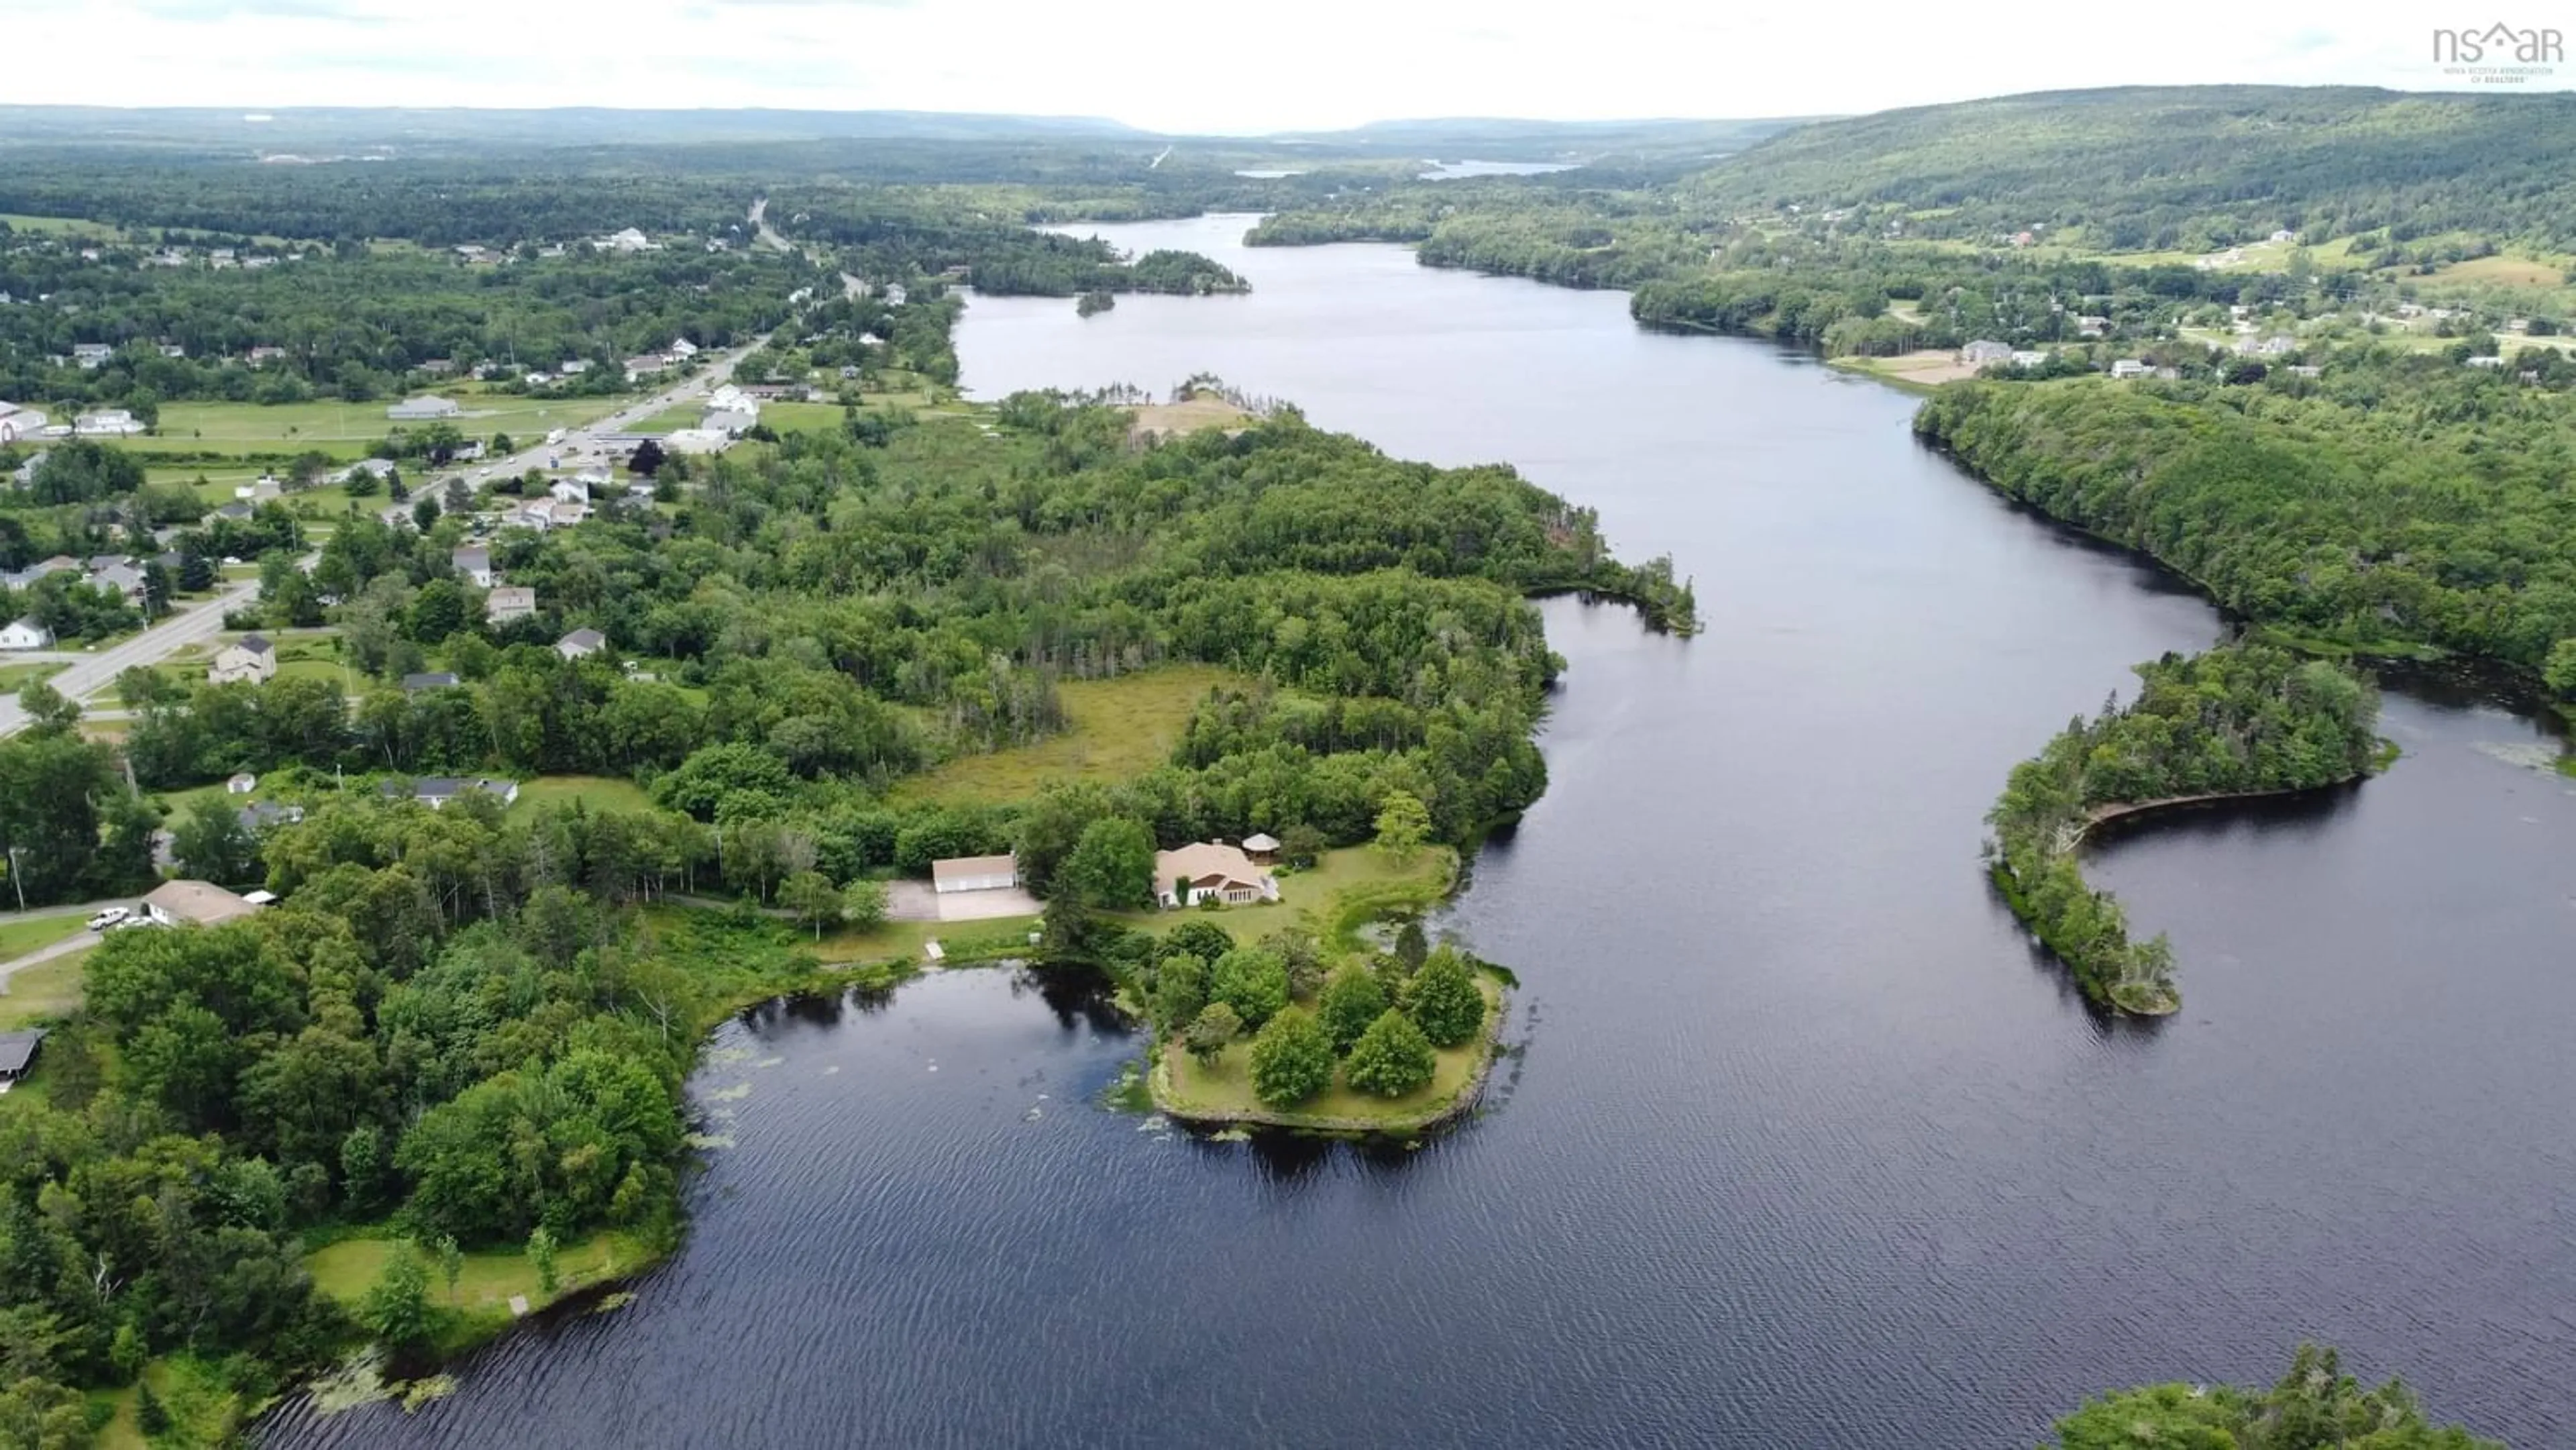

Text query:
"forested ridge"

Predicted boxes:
[[1986, 645, 2382, 1013]]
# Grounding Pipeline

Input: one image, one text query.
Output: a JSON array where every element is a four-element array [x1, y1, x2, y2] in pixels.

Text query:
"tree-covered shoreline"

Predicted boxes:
[[1985, 645, 2383, 1014]]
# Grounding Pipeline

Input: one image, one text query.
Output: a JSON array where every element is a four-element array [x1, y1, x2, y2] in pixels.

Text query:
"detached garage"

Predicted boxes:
[[931, 853, 1019, 894]]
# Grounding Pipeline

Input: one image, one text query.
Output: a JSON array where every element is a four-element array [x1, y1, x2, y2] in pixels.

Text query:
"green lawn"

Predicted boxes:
[[0, 914, 89, 963], [1113, 845, 1456, 947], [0, 947, 91, 1030], [0, 211, 117, 239], [114, 391, 627, 459], [804, 913, 1043, 965], [513, 774, 655, 815], [1157, 975, 1501, 1131], [0, 662, 64, 692], [307, 1228, 658, 1348], [893, 664, 1251, 805]]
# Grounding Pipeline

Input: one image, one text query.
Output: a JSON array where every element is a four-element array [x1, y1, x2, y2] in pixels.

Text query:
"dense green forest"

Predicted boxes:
[[1916, 366, 2576, 686], [2049, 1343, 2500, 1449], [1986, 645, 2382, 1013]]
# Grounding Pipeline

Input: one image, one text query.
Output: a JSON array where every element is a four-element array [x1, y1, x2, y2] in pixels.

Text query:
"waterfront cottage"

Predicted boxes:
[[1154, 842, 1280, 909]]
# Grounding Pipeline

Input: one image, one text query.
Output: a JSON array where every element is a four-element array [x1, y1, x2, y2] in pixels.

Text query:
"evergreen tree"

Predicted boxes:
[[1404, 947, 1485, 1047], [1343, 1009, 1436, 1098], [1247, 1007, 1334, 1109]]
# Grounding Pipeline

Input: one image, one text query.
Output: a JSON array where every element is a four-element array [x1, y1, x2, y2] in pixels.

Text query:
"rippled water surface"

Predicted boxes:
[[264, 217, 2576, 1449]]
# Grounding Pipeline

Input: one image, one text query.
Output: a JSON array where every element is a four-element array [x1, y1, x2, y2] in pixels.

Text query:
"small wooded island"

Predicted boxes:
[[1986, 644, 2385, 1014]]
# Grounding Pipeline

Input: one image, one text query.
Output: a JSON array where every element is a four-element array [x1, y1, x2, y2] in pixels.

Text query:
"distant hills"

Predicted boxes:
[[1675, 85, 2576, 248]]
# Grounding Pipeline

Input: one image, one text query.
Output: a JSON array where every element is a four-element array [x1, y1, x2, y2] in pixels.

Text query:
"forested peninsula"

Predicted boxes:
[[1986, 645, 2384, 1013]]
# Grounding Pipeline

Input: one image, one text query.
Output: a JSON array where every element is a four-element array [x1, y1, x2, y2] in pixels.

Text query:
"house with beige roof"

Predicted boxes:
[[1155, 841, 1279, 909], [142, 878, 263, 927], [486, 585, 537, 623]]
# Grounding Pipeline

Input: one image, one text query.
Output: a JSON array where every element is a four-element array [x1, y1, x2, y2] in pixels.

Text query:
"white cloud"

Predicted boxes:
[[1, 0, 2563, 130]]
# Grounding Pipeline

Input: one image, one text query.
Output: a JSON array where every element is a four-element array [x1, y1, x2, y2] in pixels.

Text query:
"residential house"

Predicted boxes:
[[71, 342, 112, 369], [225, 772, 258, 794], [239, 801, 305, 831], [706, 384, 755, 415], [386, 396, 460, 421], [523, 372, 553, 388], [623, 353, 669, 383], [0, 617, 53, 651], [601, 228, 656, 253], [555, 627, 606, 660], [379, 776, 521, 810], [247, 346, 288, 364], [2110, 359, 2152, 380], [485, 585, 537, 623], [1153, 841, 1279, 909], [74, 409, 144, 436], [559, 359, 590, 376], [667, 337, 700, 359], [882, 284, 907, 306], [0, 404, 46, 444], [2, 556, 75, 591], [2288, 365, 2324, 378], [418, 358, 457, 376], [2008, 350, 2051, 369], [87, 561, 147, 603], [452, 546, 494, 587], [2467, 355, 2506, 369], [0, 1029, 43, 1088], [702, 407, 757, 437], [1957, 340, 2014, 366], [343, 458, 398, 486], [235, 477, 284, 503], [2269, 229, 2298, 244], [214, 501, 254, 522], [401, 670, 462, 693], [142, 879, 263, 927], [208, 634, 277, 684], [931, 853, 1019, 894], [548, 478, 590, 506], [2075, 315, 2110, 338], [158, 343, 186, 358]]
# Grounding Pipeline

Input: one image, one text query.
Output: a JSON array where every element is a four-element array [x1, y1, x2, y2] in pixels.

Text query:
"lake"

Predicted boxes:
[[262, 216, 2576, 1448]]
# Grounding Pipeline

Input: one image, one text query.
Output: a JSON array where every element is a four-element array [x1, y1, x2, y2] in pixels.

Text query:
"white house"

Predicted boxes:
[[602, 228, 656, 253], [0, 405, 46, 444], [208, 634, 277, 685], [667, 337, 700, 359], [1957, 340, 2014, 366], [623, 354, 669, 383], [932, 853, 1020, 894], [548, 478, 590, 506], [74, 409, 144, 436], [485, 585, 537, 623], [70, 343, 112, 369], [702, 408, 757, 437], [2467, 354, 2506, 369], [2008, 350, 2050, 369], [1153, 841, 1280, 909], [555, 627, 606, 660], [2110, 359, 2152, 380], [142, 879, 263, 927], [662, 427, 734, 454], [386, 396, 460, 421], [0, 617, 53, 651], [225, 772, 257, 794], [452, 546, 494, 588]]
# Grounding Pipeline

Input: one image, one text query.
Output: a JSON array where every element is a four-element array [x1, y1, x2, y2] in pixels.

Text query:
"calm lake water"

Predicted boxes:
[[264, 216, 2576, 1448]]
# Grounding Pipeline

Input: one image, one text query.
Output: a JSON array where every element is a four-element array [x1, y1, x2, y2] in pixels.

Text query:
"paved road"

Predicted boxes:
[[0, 346, 752, 741], [0, 574, 262, 737]]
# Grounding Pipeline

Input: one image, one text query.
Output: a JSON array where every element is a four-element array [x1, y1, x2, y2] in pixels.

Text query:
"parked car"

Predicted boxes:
[[86, 907, 129, 932], [113, 917, 161, 931]]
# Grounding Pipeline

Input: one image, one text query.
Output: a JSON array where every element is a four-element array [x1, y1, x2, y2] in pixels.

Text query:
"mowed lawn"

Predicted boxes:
[[0, 948, 91, 1031], [115, 391, 628, 458], [1112, 845, 1455, 945], [0, 915, 91, 963], [894, 664, 1251, 805], [307, 1229, 655, 1322], [513, 774, 655, 815]]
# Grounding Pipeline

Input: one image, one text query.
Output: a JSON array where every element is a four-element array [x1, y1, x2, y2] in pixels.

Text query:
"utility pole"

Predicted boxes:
[[6, 847, 24, 913]]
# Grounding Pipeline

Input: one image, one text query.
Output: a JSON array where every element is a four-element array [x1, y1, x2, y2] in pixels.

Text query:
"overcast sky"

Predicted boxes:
[[5, 0, 2564, 132]]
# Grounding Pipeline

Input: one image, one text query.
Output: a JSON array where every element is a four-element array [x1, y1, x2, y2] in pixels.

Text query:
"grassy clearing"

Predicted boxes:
[[112, 391, 625, 459], [2427, 254, 2569, 287], [513, 774, 655, 815], [1129, 396, 1252, 436], [893, 664, 1249, 805], [1157, 975, 1502, 1131], [307, 1228, 659, 1341], [0, 914, 89, 963], [1829, 350, 1976, 391], [0, 662, 64, 692], [806, 914, 1042, 965], [0, 949, 89, 1029], [0, 211, 118, 239]]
